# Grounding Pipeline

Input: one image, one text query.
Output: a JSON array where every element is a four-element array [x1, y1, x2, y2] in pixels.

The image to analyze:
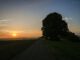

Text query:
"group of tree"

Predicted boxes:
[[41, 12, 80, 42]]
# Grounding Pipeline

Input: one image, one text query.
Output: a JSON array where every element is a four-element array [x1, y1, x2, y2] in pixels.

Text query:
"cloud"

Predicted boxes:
[[63, 17, 72, 22]]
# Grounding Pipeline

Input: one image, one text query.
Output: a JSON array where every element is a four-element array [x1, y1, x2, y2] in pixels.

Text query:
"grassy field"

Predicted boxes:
[[0, 39, 36, 60], [0, 38, 80, 60], [47, 40, 80, 60]]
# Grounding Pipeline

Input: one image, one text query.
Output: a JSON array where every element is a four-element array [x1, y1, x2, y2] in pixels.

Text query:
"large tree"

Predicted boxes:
[[42, 12, 80, 41]]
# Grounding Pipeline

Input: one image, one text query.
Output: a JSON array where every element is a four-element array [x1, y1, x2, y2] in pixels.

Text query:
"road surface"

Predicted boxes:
[[11, 39, 55, 60]]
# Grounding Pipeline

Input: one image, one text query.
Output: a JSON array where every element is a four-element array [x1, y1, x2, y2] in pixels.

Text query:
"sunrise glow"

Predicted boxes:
[[12, 33, 17, 37], [11, 32, 17, 37], [0, 0, 80, 39]]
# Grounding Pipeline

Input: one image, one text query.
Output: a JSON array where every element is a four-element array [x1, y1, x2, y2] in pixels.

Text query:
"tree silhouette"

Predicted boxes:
[[41, 12, 80, 41]]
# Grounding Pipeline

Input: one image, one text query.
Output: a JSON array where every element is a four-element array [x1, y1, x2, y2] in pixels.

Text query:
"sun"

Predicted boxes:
[[11, 32, 17, 37], [12, 33, 17, 37]]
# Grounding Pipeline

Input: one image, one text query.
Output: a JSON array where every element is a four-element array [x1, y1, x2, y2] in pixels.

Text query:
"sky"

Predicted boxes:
[[0, 0, 80, 38]]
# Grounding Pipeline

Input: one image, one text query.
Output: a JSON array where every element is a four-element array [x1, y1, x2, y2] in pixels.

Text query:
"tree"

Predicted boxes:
[[41, 12, 80, 41]]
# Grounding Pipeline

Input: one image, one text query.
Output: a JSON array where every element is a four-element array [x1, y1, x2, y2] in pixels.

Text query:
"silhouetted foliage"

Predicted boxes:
[[41, 12, 80, 42]]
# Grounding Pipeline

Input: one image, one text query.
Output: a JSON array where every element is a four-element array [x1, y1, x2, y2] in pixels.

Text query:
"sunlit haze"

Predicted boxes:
[[0, 0, 80, 38]]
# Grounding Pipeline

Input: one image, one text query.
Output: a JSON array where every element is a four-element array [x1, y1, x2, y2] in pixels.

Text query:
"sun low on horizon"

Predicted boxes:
[[10, 31, 17, 37], [0, 30, 42, 39]]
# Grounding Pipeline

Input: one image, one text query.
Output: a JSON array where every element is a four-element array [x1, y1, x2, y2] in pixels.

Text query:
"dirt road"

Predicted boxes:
[[11, 39, 55, 60]]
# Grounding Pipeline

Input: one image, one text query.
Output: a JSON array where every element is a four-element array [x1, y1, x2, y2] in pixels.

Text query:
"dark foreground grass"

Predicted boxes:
[[0, 38, 80, 60], [0, 39, 36, 60], [47, 40, 80, 60]]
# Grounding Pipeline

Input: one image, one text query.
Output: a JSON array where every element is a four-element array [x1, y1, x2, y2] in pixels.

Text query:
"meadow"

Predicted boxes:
[[47, 40, 80, 60], [0, 38, 80, 60], [0, 39, 36, 60]]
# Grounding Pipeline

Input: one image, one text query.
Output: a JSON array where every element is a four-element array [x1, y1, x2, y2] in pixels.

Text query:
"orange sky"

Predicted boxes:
[[0, 0, 80, 39], [0, 30, 42, 38]]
